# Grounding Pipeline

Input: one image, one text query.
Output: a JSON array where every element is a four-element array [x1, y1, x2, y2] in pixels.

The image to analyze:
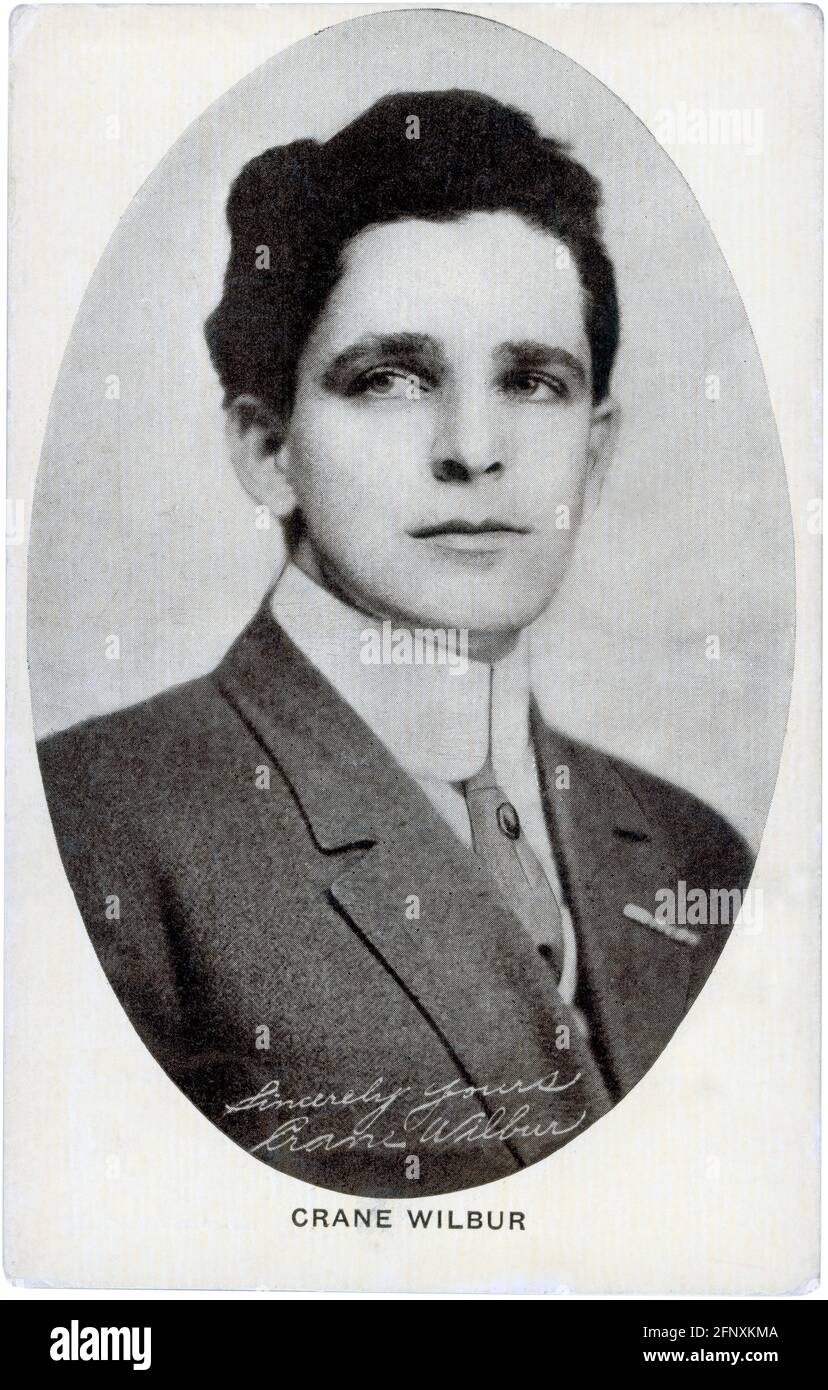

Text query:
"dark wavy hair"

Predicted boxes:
[[205, 89, 620, 419]]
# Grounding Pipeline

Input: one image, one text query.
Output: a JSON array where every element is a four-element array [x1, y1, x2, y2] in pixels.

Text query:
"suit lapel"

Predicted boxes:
[[532, 712, 693, 1097], [327, 814, 614, 1165], [216, 603, 613, 1164]]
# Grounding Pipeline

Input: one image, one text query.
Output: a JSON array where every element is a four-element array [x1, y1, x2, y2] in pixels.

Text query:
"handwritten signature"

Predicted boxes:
[[224, 1073, 586, 1155]]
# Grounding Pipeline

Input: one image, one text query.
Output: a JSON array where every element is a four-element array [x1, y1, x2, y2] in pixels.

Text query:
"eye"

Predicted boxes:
[[353, 368, 429, 399], [504, 371, 569, 402]]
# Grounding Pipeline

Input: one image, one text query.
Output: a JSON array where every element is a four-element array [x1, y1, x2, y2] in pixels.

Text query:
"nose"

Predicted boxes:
[[430, 385, 504, 484]]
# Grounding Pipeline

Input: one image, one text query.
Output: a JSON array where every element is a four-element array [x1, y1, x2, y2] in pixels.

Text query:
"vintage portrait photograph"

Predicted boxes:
[[25, 6, 794, 1199], [7, 2, 819, 1299]]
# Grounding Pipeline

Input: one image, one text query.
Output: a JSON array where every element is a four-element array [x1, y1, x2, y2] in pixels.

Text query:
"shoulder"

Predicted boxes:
[[36, 670, 264, 932], [552, 728, 756, 889], [38, 672, 235, 797], [38, 675, 227, 772], [36, 676, 246, 1054], [36, 602, 287, 800]]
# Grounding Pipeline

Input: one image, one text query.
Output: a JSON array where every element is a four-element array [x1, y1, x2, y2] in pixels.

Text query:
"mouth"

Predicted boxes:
[[408, 519, 530, 552]]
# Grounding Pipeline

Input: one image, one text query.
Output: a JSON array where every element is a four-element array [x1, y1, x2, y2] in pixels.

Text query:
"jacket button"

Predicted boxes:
[[496, 802, 520, 839]]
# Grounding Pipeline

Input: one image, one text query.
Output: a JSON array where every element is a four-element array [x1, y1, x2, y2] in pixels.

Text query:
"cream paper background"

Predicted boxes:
[[5, 3, 821, 1292]]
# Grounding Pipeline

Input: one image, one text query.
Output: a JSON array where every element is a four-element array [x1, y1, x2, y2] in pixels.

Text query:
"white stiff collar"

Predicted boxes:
[[270, 561, 532, 786]]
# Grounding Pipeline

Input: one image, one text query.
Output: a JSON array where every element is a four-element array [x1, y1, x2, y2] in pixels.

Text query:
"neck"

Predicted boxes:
[[291, 537, 522, 666]]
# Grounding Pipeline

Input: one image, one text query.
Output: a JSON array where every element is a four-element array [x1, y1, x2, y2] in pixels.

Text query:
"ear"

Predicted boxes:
[[583, 396, 621, 514], [225, 394, 297, 519]]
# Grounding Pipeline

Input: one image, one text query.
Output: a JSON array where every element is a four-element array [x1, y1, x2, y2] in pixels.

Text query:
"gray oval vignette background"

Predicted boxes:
[[28, 8, 793, 849]]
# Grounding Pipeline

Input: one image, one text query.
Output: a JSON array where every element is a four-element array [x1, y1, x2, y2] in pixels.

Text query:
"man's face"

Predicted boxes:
[[281, 210, 616, 636]]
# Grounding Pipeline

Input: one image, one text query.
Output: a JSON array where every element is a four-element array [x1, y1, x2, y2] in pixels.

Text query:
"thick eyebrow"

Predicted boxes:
[[320, 333, 444, 387], [496, 341, 588, 389], [319, 333, 589, 391]]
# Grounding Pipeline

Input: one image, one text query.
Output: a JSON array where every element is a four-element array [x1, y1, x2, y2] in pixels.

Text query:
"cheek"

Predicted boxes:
[[509, 412, 593, 512], [287, 403, 425, 523]]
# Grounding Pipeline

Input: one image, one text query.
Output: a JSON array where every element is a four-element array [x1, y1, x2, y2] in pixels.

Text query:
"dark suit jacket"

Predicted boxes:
[[37, 599, 754, 1197]]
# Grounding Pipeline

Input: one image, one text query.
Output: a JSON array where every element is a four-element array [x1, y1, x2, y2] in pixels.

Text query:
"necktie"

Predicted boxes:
[[462, 755, 566, 984]]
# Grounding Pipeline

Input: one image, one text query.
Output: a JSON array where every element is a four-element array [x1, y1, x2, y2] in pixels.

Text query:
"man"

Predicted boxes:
[[38, 91, 753, 1197]]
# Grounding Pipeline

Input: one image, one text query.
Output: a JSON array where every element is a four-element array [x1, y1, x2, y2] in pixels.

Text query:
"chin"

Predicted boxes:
[[398, 589, 551, 637]]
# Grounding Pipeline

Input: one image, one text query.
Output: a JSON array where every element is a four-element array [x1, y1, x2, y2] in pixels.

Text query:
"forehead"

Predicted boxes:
[[313, 210, 588, 355]]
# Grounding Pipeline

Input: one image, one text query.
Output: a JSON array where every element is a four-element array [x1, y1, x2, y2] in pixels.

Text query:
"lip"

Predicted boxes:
[[425, 533, 519, 554], [407, 519, 529, 560], [408, 519, 530, 540]]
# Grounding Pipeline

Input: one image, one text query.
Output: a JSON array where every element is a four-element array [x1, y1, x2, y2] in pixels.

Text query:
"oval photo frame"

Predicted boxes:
[[29, 8, 793, 1197]]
